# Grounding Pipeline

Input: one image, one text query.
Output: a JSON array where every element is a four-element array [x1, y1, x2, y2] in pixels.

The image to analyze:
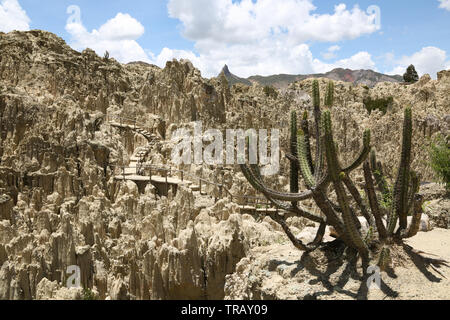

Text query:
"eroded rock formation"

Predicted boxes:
[[0, 30, 448, 300]]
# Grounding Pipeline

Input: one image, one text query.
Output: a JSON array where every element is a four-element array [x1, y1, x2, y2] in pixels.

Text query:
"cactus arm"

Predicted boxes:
[[325, 81, 335, 107], [312, 80, 325, 180], [268, 212, 309, 251], [323, 111, 369, 255], [301, 111, 315, 174], [363, 161, 388, 240], [315, 117, 326, 182], [310, 190, 350, 244], [290, 111, 300, 195], [269, 212, 326, 252], [404, 194, 425, 239], [239, 163, 313, 202], [297, 129, 317, 188], [406, 171, 420, 215], [248, 164, 324, 223], [328, 199, 363, 232], [292, 206, 326, 224], [388, 107, 413, 234], [378, 246, 391, 271], [308, 221, 327, 247], [288, 148, 330, 191], [370, 150, 389, 198], [364, 226, 374, 246], [343, 130, 372, 174], [341, 173, 375, 227]]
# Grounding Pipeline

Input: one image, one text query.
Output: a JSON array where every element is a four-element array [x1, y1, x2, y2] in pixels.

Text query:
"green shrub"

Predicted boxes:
[[263, 85, 278, 99], [363, 96, 393, 115], [430, 135, 450, 190], [83, 288, 96, 300]]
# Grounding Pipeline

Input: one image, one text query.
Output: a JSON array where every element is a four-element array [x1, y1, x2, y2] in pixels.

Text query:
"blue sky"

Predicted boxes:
[[1, 0, 450, 78]]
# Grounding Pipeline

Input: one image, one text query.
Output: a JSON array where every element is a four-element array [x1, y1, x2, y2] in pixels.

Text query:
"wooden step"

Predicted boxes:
[[189, 185, 200, 191]]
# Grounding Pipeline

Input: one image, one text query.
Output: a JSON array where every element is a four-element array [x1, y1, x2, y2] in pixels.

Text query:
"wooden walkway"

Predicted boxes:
[[106, 114, 290, 214]]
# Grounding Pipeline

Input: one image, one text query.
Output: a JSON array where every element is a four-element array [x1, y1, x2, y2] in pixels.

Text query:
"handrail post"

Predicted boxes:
[[165, 172, 168, 192]]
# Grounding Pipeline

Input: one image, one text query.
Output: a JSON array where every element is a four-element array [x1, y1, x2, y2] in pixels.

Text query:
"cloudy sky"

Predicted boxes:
[[1, 0, 450, 78]]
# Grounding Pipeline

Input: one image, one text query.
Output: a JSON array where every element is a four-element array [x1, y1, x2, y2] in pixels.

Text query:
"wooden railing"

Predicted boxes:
[[111, 163, 275, 208], [104, 115, 303, 212], [105, 114, 155, 135]]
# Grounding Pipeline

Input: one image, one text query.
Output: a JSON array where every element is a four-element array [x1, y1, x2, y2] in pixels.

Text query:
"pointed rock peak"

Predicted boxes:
[[222, 64, 231, 75]]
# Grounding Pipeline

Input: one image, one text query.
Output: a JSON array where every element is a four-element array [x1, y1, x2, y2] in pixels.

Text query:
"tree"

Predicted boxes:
[[403, 64, 419, 83]]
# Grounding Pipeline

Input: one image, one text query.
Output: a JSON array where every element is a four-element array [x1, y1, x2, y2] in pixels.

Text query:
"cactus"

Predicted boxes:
[[239, 81, 423, 274], [290, 111, 299, 196], [325, 80, 334, 107]]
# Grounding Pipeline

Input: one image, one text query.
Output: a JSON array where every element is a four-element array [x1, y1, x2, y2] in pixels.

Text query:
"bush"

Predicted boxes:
[[263, 85, 278, 99], [430, 135, 450, 190], [363, 96, 393, 115], [83, 288, 96, 300]]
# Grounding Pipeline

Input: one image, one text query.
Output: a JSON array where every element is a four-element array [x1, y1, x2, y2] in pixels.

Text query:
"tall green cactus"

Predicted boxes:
[[325, 80, 335, 107], [290, 111, 300, 198], [390, 107, 413, 233], [239, 81, 422, 273]]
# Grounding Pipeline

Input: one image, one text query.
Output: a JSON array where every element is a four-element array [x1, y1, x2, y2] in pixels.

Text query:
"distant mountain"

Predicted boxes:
[[219, 66, 403, 88], [219, 64, 252, 86]]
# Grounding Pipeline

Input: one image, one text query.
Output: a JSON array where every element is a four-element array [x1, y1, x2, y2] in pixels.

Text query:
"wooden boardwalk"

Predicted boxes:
[[107, 114, 289, 214]]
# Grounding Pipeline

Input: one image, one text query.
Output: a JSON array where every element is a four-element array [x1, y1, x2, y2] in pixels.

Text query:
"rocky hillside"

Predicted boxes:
[[221, 66, 403, 89], [0, 30, 448, 300]]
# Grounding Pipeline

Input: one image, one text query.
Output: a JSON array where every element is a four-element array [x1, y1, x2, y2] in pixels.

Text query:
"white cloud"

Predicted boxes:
[[314, 51, 376, 73], [386, 47, 450, 79], [66, 12, 150, 63], [322, 45, 341, 60], [64, 1, 379, 78], [438, 0, 450, 11], [164, 0, 380, 77], [0, 0, 30, 32], [168, 0, 379, 45]]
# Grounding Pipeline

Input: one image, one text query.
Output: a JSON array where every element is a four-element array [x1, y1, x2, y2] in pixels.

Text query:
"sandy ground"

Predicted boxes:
[[367, 228, 450, 300], [225, 228, 450, 300]]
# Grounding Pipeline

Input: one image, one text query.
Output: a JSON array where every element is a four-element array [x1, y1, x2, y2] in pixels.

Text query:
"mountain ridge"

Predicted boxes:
[[219, 65, 403, 88]]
